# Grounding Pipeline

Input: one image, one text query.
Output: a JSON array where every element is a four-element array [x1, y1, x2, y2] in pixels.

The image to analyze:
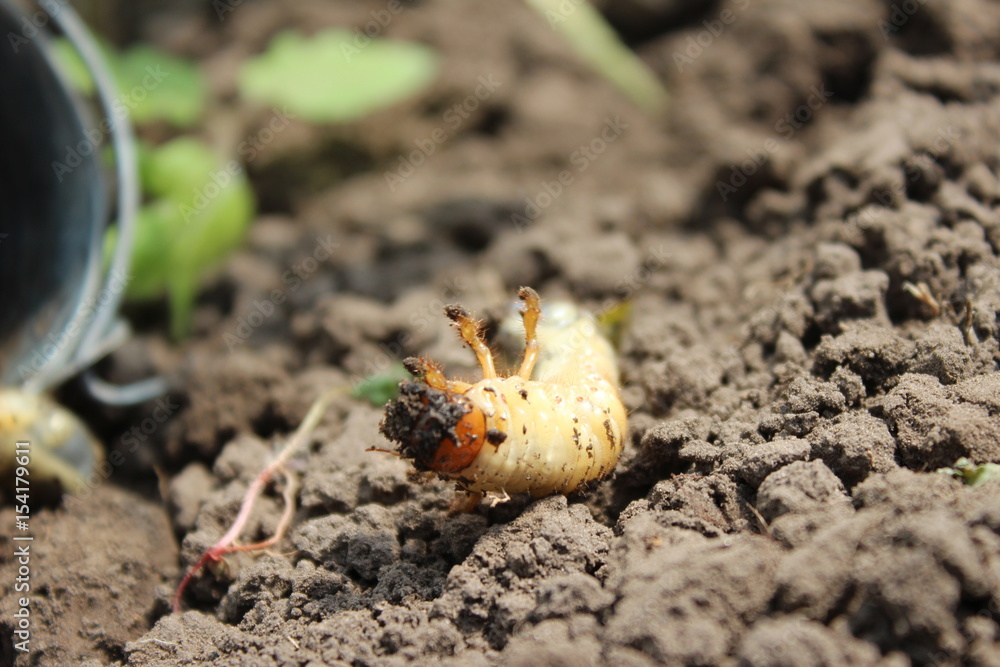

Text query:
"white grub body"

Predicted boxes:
[[0, 388, 103, 493], [455, 304, 626, 496], [457, 374, 625, 495], [381, 290, 628, 498]]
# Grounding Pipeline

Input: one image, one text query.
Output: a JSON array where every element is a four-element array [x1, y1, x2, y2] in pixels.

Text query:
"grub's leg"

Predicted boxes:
[[403, 357, 450, 390], [486, 489, 511, 508], [449, 490, 483, 514], [517, 287, 541, 379], [404, 357, 473, 393], [444, 305, 497, 379]]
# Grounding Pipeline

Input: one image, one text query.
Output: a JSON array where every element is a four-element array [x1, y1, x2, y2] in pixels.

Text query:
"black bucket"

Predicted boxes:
[[0, 0, 138, 394]]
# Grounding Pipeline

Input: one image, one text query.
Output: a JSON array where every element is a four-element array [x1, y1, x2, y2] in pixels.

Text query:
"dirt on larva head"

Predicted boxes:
[[379, 380, 486, 474]]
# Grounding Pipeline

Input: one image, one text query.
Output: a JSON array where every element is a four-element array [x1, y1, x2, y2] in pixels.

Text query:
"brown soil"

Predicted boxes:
[[4, 0, 1000, 665]]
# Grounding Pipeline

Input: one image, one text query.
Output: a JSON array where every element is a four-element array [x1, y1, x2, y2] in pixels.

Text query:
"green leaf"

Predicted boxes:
[[596, 300, 632, 350], [49, 37, 96, 95], [126, 198, 185, 300], [141, 135, 220, 199], [49, 39, 205, 126], [124, 137, 255, 337], [351, 363, 409, 406], [238, 29, 439, 123], [523, 0, 668, 112], [112, 45, 207, 127], [938, 458, 1000, 487]]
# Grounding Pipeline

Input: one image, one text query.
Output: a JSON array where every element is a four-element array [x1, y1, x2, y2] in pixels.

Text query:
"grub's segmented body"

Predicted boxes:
[[457, 375, 625, 495], [380, 287, 627, 498], [0, 389, 103, 494]]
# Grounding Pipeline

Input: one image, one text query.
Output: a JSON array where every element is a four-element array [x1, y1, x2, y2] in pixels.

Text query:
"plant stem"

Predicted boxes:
[[172, 385, 346, 612], [523, 0, 668, 113]]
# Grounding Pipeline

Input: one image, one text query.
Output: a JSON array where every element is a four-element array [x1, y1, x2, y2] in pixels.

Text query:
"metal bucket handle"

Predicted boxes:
[[32, 1, 165, 404]]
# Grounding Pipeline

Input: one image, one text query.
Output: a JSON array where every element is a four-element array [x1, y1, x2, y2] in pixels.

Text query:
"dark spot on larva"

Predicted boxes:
[[484, 386, 497, 394], [603, 419, 616, 447], [519, 388, 528, 400], [486, 428, 507, 445], [572, 427, 580, 446], [585, 440, 595, 459], [522, 425, 527, 435], [572, 415, 579, 423]]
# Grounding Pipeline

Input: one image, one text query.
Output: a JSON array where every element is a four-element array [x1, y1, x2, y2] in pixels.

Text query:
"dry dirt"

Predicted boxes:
[[3, 0, 1000, 665]]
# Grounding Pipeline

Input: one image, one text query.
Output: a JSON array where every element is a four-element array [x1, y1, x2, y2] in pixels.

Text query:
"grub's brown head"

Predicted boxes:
[[379, 380, 486, 474]]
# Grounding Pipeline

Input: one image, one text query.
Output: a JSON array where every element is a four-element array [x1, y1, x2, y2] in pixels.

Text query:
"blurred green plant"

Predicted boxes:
[[237, 29, 439, 123], [938, 458, 1000, 487], [52, 39, 207, 127], [523, 0, 668, 112], [596, 300, 632, 350], [56, 39, 248, 338], [351, 362, 409, 406], [106, 137, 255, 340], [58, 28, 439, 339]]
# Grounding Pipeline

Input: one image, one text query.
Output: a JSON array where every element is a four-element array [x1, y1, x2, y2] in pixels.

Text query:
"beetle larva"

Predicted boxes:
[[0, 389, 104, 496], [379, 287, 627, 499]]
